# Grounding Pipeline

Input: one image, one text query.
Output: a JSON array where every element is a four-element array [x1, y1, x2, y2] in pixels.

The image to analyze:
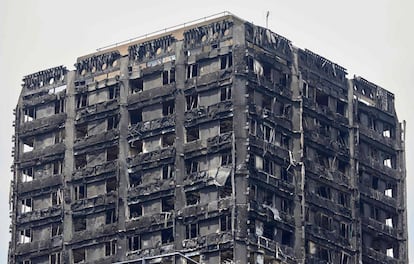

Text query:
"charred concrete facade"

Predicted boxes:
[[9, 13, 408, 264]]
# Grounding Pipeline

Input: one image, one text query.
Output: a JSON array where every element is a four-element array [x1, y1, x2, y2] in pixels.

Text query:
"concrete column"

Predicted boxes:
[[232, 20, 248, 264], [173, 41, 186, 250], [289, 48, 305, 263], [62, 71, 76, 263], [347, 78, 361, 263], [117, 56, 130, 260]]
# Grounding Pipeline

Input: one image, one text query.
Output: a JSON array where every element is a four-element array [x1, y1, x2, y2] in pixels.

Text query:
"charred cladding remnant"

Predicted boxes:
[[8, 12, 408, 264]]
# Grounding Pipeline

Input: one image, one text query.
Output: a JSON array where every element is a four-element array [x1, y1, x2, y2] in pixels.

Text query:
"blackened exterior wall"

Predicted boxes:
[[9, 13, 408, 264]]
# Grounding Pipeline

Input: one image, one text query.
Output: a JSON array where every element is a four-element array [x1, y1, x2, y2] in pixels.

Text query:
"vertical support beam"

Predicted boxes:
[[232, 20, 248, 264], [347, 78, 361, 263], [117, 56, 130, 260], [62, 71, 76, 263], [174, 41, 186, 250], [397, 120, 408, 262], [290, 48, 305, 263]]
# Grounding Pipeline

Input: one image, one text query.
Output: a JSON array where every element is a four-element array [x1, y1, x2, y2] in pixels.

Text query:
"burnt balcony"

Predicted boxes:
[[17, 206, 62, 225], [16, 236, 62, 255], [128, 115, 175, 140], [128, 147, 176, 168], [18, 113, 66, 137], [71, 192, 117, 212]]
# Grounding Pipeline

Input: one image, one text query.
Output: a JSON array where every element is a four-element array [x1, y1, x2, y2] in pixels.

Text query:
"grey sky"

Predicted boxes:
[[1, 0, 412, 262]]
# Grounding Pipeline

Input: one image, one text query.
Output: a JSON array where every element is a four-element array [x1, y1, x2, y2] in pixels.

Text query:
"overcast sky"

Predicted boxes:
[[1, 0, 413, 262]]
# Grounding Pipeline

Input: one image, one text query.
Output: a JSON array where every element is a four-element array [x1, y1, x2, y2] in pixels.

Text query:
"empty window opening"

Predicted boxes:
[[54, 130, 65, 144], [186, 223, 199, 239], [185, 160, 199, 175], [23, 107, 36, 122], [20, 260, 31, 264], [51, 190, 62, 206], [49, 252, 61, 264], [105, 240, 117, 256], [263, 223, 275, 239], [385, 186, 393, 198], [281, 168, 292, 183], [75, 124, 88, 139], [341, 253, 349, 264], [73, 248, 85, 264], [386, 217, 393, 228], [255, 155, 263, 170], [74, 185, 86, 200], [107, 146, 119, 161], [129, 109, 142, 125], [162, 197, 174, 212], [162, 69, 175, 85], [387, 247, 394, 258], [263, 96, 272, 112], [186, 191, 200, 206], [51, 223, 62, 237], [106, 177, 117, 193], [186, 126, 199, 142], [73, 216, 86, 232], [340, 223, 349, 238], [338, 192, 350, 207], [336, 100, 346, 115], [106, 209, 116, 224], [75, 154, 87, 169], [220, 249, 233, 264], [128, 235, 141, 251], [162, 133, 175, 148], [372, 176, 379, 190], [186, 94, 198, 110], [21, 198, 32, 213], [108, 85, 119, 99], [162, 100, 175, 116], [162, 165, 174, 180], [55, 98, 65, 114], [129, 172, 142, 187], [220, 118, 233, 134], [23, 138, 34, 153], [317, 185, 331, 200], [129, 203, 143, 219], [161, 228, 174, 244], [302, 82, 309, 97], [281, 134, 290, 149], [383, 156, 394, 168], [76, 94, 87, 108], [220, 53, 233, 70], [220, 86, 232, 101], [219, 179, 232, 198], [281, 199, 292, 214], [338, 160, 347, 174], [107, 115, 119, 130], [19, 229, 31, 243], [315, 90, 329, 107], [221, 153, 232, 166], [281, 230, 292, 246], [316, 213, 332, 230], [382, 123, 393, 138], [53, 161, 63, 175], [22, 167, 34, 182], [129, 140, 143, 156], [187, 64, 199, 79], [220, 215, 232, 231], [317, 248, 331, 262], [371, 207, 380, 221], [264, 159, 276, 176], [130, 78, 143, 94]]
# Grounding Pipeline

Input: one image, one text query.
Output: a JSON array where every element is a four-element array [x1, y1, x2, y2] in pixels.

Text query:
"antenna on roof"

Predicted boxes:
[[266, 11, 270, 28]]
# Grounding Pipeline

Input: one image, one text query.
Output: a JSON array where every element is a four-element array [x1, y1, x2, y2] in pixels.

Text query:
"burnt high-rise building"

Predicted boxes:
[[8, 12, 408, 264]]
